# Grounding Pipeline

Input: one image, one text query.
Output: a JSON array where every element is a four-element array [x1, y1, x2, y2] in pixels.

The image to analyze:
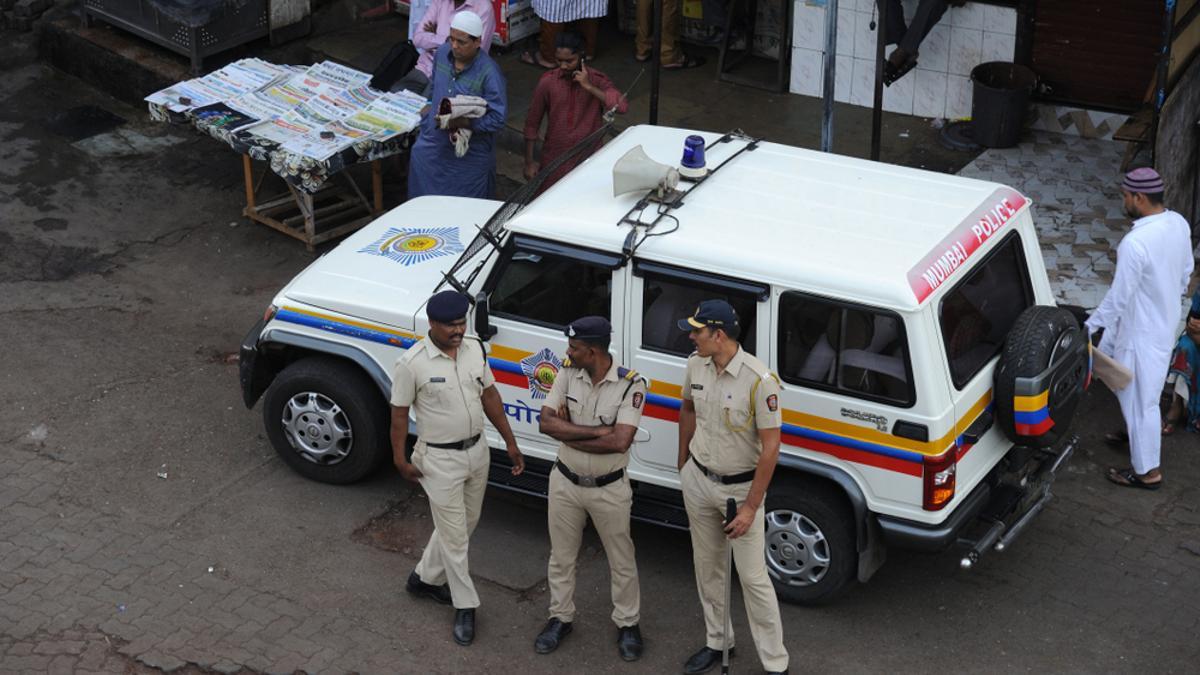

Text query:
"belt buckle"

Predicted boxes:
[[578, 475, 597, 488], [706, 471, 723, 484]]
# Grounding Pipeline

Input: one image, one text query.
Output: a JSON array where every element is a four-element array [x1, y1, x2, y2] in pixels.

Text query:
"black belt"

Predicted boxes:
[[556, 460, 624, 488], [425, 434, 481, 450], [691, 456, 756, 484]]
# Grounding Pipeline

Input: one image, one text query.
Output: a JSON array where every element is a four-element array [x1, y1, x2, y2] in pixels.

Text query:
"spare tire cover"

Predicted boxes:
[[994, 305, 1091, 448]]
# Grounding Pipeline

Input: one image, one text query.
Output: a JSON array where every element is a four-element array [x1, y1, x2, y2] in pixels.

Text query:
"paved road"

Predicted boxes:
[[2, 62, 1199, 674]]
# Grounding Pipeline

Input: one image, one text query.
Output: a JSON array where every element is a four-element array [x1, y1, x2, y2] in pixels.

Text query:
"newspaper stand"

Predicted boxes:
[[147, 59, 423, 252], [240, 154, 385, 251]]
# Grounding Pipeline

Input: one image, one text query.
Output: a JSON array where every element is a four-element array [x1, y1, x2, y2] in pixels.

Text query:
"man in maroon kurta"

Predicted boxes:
[[523, 31, 628, 193]]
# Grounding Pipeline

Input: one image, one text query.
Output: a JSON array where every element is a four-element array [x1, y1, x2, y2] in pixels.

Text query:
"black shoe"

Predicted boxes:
[[534, 618, 573, 654], [766, 670, 789, 675], [617, 624, 643, 661], [406, 571, 452, 605], [453, 608, 475, 646], [683, 646, 732, 674]]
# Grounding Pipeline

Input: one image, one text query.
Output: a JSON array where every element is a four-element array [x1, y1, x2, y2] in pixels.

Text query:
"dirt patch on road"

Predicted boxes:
[[350, 492, 434, 559]]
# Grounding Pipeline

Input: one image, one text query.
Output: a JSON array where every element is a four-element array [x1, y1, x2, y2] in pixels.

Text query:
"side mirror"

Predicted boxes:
[[474, 291, 497, 341]]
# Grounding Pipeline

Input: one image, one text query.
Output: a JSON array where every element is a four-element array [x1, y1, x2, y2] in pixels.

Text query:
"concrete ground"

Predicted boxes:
[[3, 14, 1200, 675]]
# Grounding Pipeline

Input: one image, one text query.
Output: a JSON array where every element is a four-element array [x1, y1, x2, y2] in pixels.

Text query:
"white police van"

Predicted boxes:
[[240, 125, 1089, 604]]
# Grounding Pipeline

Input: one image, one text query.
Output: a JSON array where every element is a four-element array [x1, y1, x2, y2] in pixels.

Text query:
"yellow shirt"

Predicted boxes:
[[390, 337, 494, 443], [543, 359, 647, 476], [682, 347, 782, 475]]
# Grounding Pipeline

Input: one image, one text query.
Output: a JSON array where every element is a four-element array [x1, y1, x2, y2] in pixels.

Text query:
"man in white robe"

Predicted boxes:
[[1086, 168, 1193, 489]]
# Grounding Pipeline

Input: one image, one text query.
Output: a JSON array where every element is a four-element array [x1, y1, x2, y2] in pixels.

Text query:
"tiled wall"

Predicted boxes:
[[789, 0, 1017, 119]]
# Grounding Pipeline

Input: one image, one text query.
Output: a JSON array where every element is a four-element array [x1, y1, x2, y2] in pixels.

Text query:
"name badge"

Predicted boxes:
[[691, 384, 704, 391], [429, 377, 446, 383]]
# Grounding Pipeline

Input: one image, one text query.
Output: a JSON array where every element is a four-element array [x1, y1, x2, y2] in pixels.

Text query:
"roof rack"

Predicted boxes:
[[618, 129, 761, 258]]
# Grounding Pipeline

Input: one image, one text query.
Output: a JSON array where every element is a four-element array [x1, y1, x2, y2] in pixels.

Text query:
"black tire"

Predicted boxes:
[[994, 305, 1089, 448], [763, 480, 857, 605], [261, 356, 390, 484]]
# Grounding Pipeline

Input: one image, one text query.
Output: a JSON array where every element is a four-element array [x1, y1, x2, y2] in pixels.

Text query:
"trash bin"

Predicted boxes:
[[970, 62, 1037, 149]]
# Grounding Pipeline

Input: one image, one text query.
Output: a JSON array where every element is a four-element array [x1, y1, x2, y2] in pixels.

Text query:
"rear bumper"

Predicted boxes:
[[875, 480, 992, 552]]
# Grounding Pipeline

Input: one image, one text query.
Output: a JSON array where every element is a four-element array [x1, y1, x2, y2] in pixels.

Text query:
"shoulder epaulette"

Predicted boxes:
[[618, 366, 639, 380]]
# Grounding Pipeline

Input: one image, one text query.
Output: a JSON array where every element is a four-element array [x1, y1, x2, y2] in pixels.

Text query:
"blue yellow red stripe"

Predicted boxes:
[[272, 309, 992, 477], [1013, 389, 1054, 436]]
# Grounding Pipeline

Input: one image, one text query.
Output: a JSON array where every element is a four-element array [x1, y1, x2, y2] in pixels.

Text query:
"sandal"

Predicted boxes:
[[520, 50, 555, 69], [883, 49, 918, 86], [1162, 421, 1177, 436], [663, 55, 707, 70], [1105, 467, 1162, 490]]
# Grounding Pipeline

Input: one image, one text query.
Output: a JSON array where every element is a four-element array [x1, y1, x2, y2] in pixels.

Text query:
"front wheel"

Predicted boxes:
[[261, 356, 390, 484], [763, 481, 857, 605]]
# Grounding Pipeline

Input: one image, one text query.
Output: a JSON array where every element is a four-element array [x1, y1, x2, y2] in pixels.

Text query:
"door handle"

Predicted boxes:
[[634, 427, 651, 442]]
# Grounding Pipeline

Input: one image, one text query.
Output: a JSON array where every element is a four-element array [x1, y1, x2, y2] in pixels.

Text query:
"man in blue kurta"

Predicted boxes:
[[408, 11, 508, 200]]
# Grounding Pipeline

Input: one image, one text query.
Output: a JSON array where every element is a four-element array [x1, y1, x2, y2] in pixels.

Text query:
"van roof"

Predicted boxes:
[[505, 125, 1031, 311]]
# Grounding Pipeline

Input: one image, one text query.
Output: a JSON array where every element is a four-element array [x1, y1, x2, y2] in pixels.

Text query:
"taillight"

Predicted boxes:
[[263, 304, 278, 322], [923, 450, 956, 511]]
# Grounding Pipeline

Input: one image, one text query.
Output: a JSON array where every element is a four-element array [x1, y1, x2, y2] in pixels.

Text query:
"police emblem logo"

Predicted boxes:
[[358, 226, 464, 266], [766, 394, 778, 412], [520, 348, 562, 399], [632, 392, 644, 409]]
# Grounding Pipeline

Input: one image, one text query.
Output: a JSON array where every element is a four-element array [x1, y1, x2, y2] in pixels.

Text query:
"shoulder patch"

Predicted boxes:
[[766, 394, 778, 412]]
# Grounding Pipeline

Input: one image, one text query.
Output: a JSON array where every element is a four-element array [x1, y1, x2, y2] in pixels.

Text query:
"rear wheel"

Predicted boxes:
[[763, 480, 857, 605], [262, 357, 389, 484]]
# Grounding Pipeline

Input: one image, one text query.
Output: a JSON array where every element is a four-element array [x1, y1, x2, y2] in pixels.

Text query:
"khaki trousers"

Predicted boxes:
[[412, 437, 490, 609], [681, 459, 788, 672], [635, 0, 682, 64], [547, 467, 641, 626]]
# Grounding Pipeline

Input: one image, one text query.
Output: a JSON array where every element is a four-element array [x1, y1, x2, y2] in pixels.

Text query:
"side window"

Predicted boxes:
[[778, 292, 914, 407], [640, 268, 760, 356], [489, 244, 613, 328], [939, 232, 1034, 389]]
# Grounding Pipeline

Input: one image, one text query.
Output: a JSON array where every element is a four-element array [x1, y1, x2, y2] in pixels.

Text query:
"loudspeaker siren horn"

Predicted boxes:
[[612, 145, 681, 198]]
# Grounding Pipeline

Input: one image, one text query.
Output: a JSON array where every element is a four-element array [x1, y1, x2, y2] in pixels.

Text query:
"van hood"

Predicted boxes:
[[276, 196, 502, 329]]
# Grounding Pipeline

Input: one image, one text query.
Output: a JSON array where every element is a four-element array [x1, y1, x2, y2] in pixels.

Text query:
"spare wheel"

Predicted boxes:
[[993, 305, 1091, 448]]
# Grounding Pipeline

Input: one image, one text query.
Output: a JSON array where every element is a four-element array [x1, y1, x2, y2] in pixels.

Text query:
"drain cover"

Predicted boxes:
[[940, 120, 981, 152], [44, 105, 128, 142]]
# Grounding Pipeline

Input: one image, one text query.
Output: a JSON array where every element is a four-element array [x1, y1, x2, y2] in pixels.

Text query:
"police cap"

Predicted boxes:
[[565, 316, 611, 344], [427, 290, 469, 323], [678, 299, 739, 332]]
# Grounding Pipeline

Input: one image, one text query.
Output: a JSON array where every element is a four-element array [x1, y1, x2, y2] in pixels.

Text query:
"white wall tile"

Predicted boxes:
[[916, 23, 950, 72], [789, 47, 824, 97], [883, 66, 915, 114], [912, 68, 948, 118], [948, 27, 982, 76], [946, 73, 973, 119], [854, 10, 881, 59], [792, 4, 826, 51], [901, 0, 917, 24], [982, 31, 1016, 64], [851, 57, 876, 106], [981, 5, 1017, 35], [836, 53, 854, 103], [837, 6, 854, 56], [949, 2, 984, 30]]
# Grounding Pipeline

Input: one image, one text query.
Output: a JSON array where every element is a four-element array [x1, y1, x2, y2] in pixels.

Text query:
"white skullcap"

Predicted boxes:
[[450, 11, 484, 38]]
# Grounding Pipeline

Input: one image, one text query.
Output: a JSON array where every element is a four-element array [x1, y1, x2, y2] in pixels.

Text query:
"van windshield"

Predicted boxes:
[[938, 232, 1034, 389]]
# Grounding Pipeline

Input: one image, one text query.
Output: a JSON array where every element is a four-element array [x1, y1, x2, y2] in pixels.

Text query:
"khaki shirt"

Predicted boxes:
[[390, 337, 494, 444], [682, 347, 782, 475], [543, 359, 647, 477]]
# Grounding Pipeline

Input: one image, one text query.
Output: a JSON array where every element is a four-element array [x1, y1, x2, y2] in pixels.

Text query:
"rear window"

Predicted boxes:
[[778, 292, 915, 407], [938, 232, 1034, 388]]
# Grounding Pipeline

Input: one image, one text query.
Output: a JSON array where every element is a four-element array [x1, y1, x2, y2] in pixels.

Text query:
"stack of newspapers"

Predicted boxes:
[[146, 59, 426, 161]]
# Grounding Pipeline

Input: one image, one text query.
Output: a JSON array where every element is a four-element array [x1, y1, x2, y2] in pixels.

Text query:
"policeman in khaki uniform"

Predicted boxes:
[[390, 290, 525, 647], [533, 316, 647, 661], [676, 300, 789, 675]]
